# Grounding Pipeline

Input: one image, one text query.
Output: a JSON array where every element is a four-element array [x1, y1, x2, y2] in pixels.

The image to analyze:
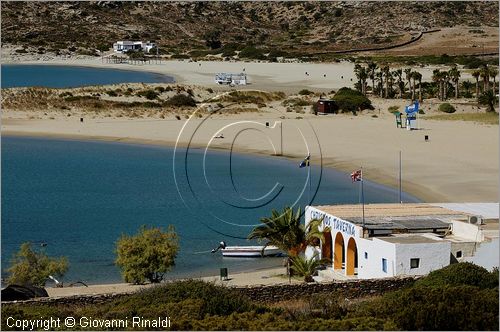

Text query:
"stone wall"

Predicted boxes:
[[233, 277, 418, 303], [2, 277, 418, 307]]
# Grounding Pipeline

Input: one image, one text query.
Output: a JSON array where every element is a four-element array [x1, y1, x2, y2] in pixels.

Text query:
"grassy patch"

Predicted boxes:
[[424, 112, 498, 125]]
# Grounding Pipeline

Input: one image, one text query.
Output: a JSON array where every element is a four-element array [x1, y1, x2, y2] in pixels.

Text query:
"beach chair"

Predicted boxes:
[[395, 112, 405, 128]]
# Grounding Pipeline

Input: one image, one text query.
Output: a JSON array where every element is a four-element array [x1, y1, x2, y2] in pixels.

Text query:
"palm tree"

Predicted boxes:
[[290, 254, 327, 282], [354, 64, 368, 95], [392, 69, 404, 99], [382, 65, 390, 98], [354, 63, 362, 93], [480, 64, 490, 92], [404, 68, 412, 98], [358, 66, 369, 96], [490, 67, 498, 96], [478, 90, 498, 112], [442, 71, 449, 100], [448, 66, 461, 99], [248, 206, 325, 276], [472, 70, 481, 100], [414, 72, 423, 102], [461, 80, 473, 98], [409, 71, 417, 100], [367, 62, 378, 95], [376, 71, 384, 97], [432, 69, 442, 100]]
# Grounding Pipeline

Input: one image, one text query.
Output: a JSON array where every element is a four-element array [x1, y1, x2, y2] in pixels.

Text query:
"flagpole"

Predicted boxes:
[[308, 155, 311, 205], [399, 150, 402, 204], [361, 167, 365, 227]]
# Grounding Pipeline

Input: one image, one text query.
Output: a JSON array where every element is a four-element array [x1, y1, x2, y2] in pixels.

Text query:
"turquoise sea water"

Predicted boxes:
[[1, 64, 174, 88], [1, 136, 419, 285]]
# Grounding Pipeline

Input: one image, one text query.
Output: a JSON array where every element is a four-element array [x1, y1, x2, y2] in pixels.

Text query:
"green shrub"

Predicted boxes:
[[59, 91, 73, 98], [155, 86, 165, 93], [106, 90, 118, 97], [141, 101, 162, 108], [171, 53, 190, 59], [376, 285, 499, 330], [64, 95, 99, 102], [416, 262, 499, 289], [298, 89, 314, 95], [332, 87, 374, 113], [388, 105, 400, 114], [268, 49, 288, 58], [206, 88, 214, 94], [115, 225, 179, 284], [439, 103, 456, 113], [136, 89, 159, 100], [165, 94, 197, 107], [282, 98, 312, 107], [6, 243, 68, 287], [238, 46, 266, 60]]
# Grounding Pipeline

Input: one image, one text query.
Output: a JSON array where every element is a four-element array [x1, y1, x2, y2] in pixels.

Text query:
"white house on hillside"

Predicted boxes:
[[113, 41, 156, 53]]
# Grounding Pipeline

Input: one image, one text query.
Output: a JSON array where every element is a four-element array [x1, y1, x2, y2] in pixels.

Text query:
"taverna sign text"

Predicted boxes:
[[309, 209, 357, 237]]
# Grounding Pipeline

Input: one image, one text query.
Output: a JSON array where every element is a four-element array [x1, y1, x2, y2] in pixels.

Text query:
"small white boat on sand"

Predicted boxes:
[[221, 245, 282, 257]]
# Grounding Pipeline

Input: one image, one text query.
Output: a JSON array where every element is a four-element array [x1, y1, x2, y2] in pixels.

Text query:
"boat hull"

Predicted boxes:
[[221, 246, 281, 257]]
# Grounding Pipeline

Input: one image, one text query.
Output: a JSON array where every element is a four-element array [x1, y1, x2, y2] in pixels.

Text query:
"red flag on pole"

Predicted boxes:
[[351, 169, 362, 182]]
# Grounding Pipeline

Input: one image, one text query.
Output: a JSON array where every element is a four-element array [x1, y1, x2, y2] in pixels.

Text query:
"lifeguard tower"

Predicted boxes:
[[404, 100, 419, 130]]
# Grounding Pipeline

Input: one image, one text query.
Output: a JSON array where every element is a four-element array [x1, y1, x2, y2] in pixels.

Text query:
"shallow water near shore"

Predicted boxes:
[[1, 64, 174, 88], [1, 136, 419, 285]]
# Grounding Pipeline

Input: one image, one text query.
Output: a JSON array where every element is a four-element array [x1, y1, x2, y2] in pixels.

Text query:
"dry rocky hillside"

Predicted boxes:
[[1, 1, 498, 59]]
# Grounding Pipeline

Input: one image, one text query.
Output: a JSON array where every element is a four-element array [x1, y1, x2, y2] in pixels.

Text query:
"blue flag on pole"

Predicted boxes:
[[299, 155, 310, 168]]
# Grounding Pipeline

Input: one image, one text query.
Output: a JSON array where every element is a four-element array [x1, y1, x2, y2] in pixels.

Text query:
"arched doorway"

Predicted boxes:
[[346, 237, 358, 276], [321, 231, 332, 263], [333, 232, 345, 270]]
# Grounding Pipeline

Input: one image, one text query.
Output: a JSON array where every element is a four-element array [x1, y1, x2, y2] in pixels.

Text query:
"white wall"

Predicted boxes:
[[305, 206, 363, 262], [357, 238, 396, 279], [394, 240, 451, 276], [464, 238, 499, 271], [451, 220, 484, 242]]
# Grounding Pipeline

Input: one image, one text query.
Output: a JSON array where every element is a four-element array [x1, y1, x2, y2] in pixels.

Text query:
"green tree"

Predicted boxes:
[[490, 67, 498, 96], [432, 69, 443, 100], [7, 242, 68, 287], [248, 207, 324, 276], [204, 29, 222, 49], [382, 65, 390, 98], [404, 68, 412, 97], [290, 254, 328, 282], [448, 65, 461, 98], [115, 225, 179, 284], [479, 64, 490, 92], [479, 90, 498, 112], [472, 69, 481, 100], [461, 80, 474, 98], [413, 71, 423, 101], [367, 62, 378, 95]]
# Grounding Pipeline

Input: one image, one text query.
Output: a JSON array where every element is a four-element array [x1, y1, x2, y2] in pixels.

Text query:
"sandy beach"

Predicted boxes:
[[1, 54, 475, 94], [1, 58, 498, 298], [45, 267, 297, 298], [3, 98, 498, 203]]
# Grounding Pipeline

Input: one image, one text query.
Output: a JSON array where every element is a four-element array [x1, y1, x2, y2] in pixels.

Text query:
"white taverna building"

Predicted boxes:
[[305, 203, 499, 281], [113, 41, 156, 53]]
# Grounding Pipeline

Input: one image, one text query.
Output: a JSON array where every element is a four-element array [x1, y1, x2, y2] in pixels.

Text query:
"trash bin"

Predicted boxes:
[[220, 267, 228, 280]]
